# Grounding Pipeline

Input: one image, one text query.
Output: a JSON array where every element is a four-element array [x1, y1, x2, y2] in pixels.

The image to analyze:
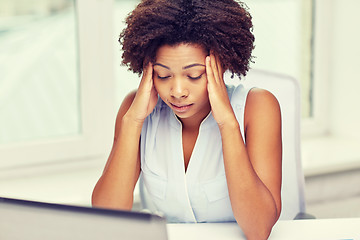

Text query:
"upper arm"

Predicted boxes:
[[114, 90, 137, 141], [244, 88, 282, 216], [103, 90, 139, 172]]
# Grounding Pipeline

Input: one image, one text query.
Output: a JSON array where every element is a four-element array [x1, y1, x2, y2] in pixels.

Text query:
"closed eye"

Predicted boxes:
[[188, 74, 203, 80], [157, 75, 170, 80]]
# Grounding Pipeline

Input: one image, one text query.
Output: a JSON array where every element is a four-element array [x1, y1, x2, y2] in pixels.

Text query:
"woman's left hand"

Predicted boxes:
[[206, 53, 236, 127]]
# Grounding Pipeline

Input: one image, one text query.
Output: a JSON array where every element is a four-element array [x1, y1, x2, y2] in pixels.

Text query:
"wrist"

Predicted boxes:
[[218, 116, 240, 132], [122, 112, 145, 129], [216, 111, 238, 128]]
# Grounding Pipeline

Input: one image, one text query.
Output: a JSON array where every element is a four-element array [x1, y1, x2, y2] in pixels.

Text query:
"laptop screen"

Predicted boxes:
[[0, 197, 168, 240]]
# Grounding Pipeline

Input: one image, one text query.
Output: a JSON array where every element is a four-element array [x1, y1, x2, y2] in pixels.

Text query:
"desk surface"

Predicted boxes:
[[167, 218, 360, 240]]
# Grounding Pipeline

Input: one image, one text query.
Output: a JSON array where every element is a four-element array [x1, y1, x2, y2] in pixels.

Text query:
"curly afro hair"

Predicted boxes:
[[119, 0, 255, 79]]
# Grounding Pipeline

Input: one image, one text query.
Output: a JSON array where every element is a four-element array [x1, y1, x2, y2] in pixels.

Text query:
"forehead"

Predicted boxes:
[[155, 43, 207, 67]]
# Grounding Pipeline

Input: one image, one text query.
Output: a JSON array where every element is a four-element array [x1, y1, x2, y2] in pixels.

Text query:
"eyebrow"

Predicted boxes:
[[153, 63, 205, 70], [183, 63, 205, 69], [153, 63, 170, 69]]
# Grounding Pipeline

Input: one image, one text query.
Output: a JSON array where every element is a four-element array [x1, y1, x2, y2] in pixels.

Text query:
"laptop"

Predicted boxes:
[[0, 197, 168, 240]]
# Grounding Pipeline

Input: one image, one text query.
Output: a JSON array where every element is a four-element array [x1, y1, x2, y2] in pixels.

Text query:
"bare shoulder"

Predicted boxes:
[[244, 88, 281, 130], [246, 88, 280, 110], [114, 90, 137, 139], [118, 90, 137, 117]]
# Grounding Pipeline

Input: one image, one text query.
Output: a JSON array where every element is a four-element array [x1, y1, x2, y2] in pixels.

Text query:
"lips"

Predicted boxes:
[[170, 102, 193, 113]]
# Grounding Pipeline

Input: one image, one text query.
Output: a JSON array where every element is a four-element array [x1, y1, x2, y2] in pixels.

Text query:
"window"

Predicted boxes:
[[113, 0, 141, 104], [0, 0, 115, 170], [301, 0, 360, 174], [0, 0, 80, 145], [246, 0, 314, 119]]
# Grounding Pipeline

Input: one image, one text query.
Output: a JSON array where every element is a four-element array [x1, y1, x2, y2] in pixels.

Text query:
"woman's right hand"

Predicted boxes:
[[92, 65, 155, 210], [125, 63, 158, 124]]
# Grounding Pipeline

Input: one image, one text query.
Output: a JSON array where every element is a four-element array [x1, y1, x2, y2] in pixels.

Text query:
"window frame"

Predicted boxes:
[[301, 0, 331, 138], [0, 0, 115, 171], [301, 0, 360, 175]]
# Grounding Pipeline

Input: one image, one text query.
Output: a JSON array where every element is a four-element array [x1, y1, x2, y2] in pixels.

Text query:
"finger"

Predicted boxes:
[[136, 65, 153, 100], [149, 84, 159, 110], [140, 63, 153, 88], [215, 55, 226, 87], [215, 55, 224, 78], [145, 63, 154, 91], [205, 55, 215, 85], [210, 53, 220, 84], [214, 54, 220, 71], [144, 63, 153, 82]]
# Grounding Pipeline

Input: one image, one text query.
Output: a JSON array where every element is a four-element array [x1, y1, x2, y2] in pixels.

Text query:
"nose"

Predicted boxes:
[[170, 77, 188, 99]]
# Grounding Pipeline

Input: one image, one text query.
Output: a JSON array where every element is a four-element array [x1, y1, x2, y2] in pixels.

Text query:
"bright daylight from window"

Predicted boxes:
[[0, 0, 80, 145]]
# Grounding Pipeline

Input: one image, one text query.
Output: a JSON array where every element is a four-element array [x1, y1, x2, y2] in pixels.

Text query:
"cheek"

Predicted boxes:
[[192, 83, 209, 101], [202, 88, 210, 100], [153, 80, 166, 97], [153, 80, 159, 92], [153, 79, 160, 91], [201, 81, 210, 100], [199, 78, 209, 95]]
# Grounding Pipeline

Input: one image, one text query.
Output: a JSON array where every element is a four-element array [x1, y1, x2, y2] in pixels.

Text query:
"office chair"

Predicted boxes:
[[239, 69, 314, 220]]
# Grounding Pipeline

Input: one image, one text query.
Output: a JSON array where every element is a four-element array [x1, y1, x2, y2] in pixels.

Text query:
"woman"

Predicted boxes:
[[92, 0, 282, 239]]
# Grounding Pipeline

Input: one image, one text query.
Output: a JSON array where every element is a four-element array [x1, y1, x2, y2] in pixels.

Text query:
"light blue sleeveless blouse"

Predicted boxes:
[[139, 84, 251, 223]]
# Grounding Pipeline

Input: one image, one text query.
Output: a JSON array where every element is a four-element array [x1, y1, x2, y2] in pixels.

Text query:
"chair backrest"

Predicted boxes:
[[227, 69, 306, 220]]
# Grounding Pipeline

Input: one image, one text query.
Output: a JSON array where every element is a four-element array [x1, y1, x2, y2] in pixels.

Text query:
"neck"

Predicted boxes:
[[177, 110, 211, 131], [180, 118, 200, 131]]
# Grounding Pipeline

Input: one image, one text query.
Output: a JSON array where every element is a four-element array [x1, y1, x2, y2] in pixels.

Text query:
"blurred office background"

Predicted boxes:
[[0, 0, 359, 218]]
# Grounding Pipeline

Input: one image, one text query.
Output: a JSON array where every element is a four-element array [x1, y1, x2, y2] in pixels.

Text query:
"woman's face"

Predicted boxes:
[[153, 43, 211, 123]]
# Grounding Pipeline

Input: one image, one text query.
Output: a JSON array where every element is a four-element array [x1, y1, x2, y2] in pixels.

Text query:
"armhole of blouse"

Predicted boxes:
[[229, 84, 254, 142]]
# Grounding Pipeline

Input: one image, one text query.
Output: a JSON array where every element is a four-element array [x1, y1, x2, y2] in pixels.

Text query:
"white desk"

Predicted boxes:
[[167, 218, 360, 240]]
